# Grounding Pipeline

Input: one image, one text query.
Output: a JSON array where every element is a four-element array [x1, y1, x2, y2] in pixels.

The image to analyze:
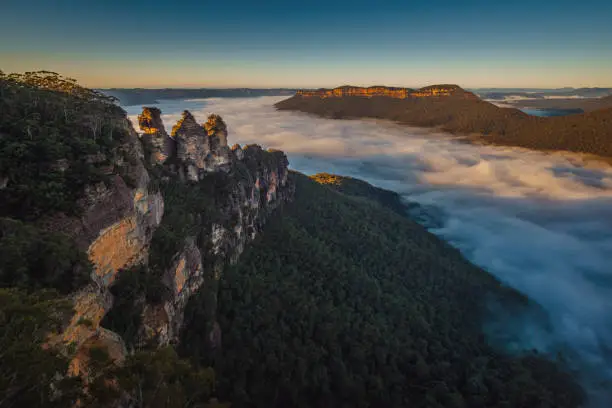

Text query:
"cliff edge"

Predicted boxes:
[[0, 72, 292, 403]]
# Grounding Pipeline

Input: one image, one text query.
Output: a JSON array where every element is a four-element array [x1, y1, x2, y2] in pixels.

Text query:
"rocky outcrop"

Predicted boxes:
[[46, 112, 164, 379], [203, 114, 231, 171], [138, 107, 235, 179], [48, 105, 291, 382], [138, 107, 175, 165], [135, 114, 293, 347], [296, 84, 477, 99], [171, 111, 211, 180]]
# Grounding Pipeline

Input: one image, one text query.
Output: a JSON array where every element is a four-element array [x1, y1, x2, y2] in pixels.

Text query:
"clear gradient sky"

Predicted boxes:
[[1, 0, 611, 88]]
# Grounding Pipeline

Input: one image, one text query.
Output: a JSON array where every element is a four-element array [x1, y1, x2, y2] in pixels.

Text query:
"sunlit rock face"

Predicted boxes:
[[138, 107, 175, 165], [204, 114, 228, 147], [296, 84, 477, 99], [297, 86, 411, 98], [204, 113, 231, 171]]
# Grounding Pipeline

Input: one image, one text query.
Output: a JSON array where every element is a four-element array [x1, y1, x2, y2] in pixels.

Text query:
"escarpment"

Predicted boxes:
[[104, 108, 293, 351], [0, 73, 292, 395], [64, 107, 291, 378], [278, 83, 612, 159], [138, 107, 175, 164], [51, 119, 164, 378], [295, 84, 478, 99]]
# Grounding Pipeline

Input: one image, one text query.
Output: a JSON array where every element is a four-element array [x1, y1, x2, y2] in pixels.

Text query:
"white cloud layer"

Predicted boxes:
[[126, 96, 612, 405]]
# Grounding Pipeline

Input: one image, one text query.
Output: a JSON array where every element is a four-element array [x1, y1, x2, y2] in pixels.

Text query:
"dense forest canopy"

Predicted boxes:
[[181, 172, 584, 408], [0, 70, 127, 220]]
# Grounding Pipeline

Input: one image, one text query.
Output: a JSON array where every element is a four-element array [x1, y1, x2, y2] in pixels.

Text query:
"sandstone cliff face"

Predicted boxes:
[[135, 110, 292, 347], [296, 84, 477, 99], [51, 104, 291, 382], [48, 113, 164, 374], [138, 107, 175, 165]]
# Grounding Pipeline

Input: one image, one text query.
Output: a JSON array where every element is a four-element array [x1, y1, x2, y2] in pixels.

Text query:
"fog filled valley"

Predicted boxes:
[[126, 96, 612, 404]]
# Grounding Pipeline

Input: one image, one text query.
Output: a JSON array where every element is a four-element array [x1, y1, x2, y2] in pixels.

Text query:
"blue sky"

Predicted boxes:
[[1, 0, 611, 88]]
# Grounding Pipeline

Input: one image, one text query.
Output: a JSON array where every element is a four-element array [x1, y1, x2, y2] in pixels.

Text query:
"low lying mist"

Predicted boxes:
[[126, 96, 612, 405]]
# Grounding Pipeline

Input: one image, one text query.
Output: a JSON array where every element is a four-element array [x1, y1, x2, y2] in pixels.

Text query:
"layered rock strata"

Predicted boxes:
[[296, 84, 477, 99], [53, 106, 291, 380]]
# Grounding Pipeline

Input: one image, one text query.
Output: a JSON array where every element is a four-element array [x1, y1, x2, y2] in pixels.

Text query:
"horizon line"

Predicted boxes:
[[98, 85, 612, 91]]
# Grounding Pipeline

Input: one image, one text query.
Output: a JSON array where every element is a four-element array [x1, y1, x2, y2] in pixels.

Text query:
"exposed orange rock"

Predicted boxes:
[[61, 290, 111, 346], [138, 107, 175, 165], [174, 257, 188, 294], [87, 216, 143, 286], [68, 328, 126, 379], [296, 84, 476, 99]]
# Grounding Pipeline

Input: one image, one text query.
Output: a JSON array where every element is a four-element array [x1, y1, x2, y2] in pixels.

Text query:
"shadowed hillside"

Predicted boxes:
[[276, 86, 612, 159], [182, 171, 585, 408]]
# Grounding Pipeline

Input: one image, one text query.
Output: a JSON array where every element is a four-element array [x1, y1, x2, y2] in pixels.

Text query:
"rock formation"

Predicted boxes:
[[203, 113, 231, 172], [136, 114, 292, 346], [171, 110, 210, 180], [296, 84, 477, 99], [138, 107, 175, 164], [142, 110, 233, 180], [50, 106, 292, 382], [45, 111, 164, 376]]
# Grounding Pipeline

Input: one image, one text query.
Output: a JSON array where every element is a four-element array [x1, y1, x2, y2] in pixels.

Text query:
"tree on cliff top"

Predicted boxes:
[[0, 71, 117, 105]]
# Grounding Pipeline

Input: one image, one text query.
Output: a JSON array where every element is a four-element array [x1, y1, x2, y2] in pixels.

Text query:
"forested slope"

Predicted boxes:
[[182, 172, 584, 408], [276, 93, 612, 159]]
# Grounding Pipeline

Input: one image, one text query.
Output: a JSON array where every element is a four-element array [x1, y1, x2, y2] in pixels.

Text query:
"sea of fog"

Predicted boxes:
[[125, 96, 612, 405]]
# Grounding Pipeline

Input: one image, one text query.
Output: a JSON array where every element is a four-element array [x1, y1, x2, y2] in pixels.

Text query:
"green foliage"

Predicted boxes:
[[241, 145, 287, 175], [0, 288, 83, 407], [310, 172, 407, 214], [0, 71, 131, 220], [0, 217, 92, 293], [148, 175, 216, 273], [0, 71, 117, 104], [87, 347, 216, 408], [181, 172, 584, 408], [100, 264, 147, 347], [101, 263, 175, 347]]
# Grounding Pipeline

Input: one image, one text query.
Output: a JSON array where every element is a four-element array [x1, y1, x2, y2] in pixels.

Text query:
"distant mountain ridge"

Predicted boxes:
[[276, 84, 612, 160], [101, 87, 298, 105], [473, 87, 612, 99], [490, 94, 612, 114], [297, 84, 478, 99]]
